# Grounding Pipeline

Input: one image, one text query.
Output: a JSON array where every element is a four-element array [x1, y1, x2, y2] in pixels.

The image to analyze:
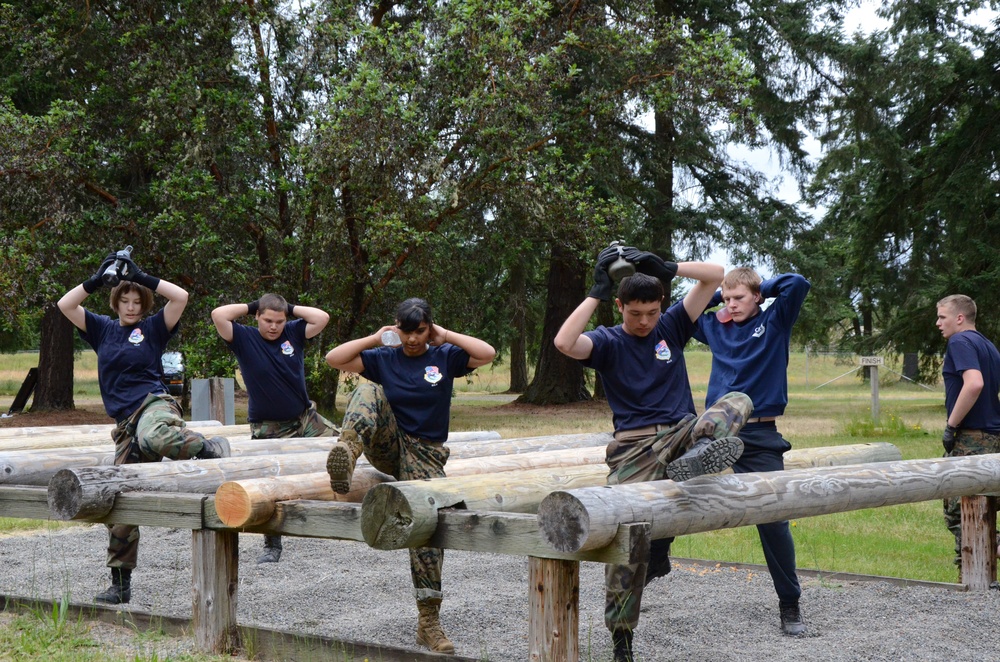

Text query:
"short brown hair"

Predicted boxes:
[[258, 293, 289, 315], [937, 294, 977, 323], [109, 282, 154, 316], [722, 267, 762, 298]]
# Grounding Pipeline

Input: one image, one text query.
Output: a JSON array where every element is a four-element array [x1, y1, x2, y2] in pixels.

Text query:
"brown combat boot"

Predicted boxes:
[[416, 598, 455, 654], [326, 429, 362, 494]]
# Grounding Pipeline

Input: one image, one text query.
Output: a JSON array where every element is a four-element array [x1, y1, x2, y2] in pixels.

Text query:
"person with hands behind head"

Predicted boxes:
[[935, 294, 1000, 571], [693, 267, 811, 636], [211, 294, 336, 564], [325, 297, 495, 655], [57, 248, 231, 606], [554, 245, 751, 662]]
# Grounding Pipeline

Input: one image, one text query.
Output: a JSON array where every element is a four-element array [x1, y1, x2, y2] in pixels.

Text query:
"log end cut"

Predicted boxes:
[[215, 481, 257, 528], [47, 468, 86, 521], [537, 491, 590, 553]]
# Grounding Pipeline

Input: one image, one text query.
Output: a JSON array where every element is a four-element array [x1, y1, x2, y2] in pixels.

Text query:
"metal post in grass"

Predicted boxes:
[[859, 356, 883, 423]]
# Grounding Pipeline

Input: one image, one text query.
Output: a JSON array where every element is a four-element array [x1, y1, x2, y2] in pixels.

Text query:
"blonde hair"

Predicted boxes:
[[722, 267, 762, 298], [937, 294, 977, 323], [109, 282, 154, 317]]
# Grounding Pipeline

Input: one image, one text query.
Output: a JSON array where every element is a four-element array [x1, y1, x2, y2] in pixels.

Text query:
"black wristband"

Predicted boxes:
[[286, 303, 295, 317], [133, 271, 161, 291], [246, 300, 259, 316]]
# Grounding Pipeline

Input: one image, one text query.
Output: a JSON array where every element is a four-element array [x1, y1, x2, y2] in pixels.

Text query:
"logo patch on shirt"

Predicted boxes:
[[280, 341, 294, 356], [128, 329, 145, 345], [752, 324, 766, 339], [654, 340, 672, 362], [424, 366, 442, 384]]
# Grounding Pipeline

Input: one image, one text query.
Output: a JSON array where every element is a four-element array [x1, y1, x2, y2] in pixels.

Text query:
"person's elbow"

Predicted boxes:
[[707, 263, 725, 287], [554, 333, 582, 358]]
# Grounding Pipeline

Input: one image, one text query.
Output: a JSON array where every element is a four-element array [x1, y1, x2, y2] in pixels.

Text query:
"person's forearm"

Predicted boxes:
[[949, 382, 984, 427], [554, 298, 599, 359], [675, 261, 724, 286], [212, 303, 250, 323], [441, 329, 496, 363], [326, 333, 380, 369]]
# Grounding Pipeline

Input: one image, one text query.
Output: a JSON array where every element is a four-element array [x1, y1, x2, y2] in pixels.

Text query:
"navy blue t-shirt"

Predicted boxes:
[[360, 343, 473, 442], [228, 318, 312, 423], [581, 300, 696, 432], [943, 330, 1000, 433], [79, 308, 176, 421], [693, 273, 810, 418]]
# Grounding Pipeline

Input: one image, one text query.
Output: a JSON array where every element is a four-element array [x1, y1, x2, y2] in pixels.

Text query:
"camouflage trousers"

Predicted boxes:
[[605, 391, 752, 633], [343, 383, 450, 602], [250, 403, 337, 440], [943, 429, 1000, 566], [107, 393, 213, 568]]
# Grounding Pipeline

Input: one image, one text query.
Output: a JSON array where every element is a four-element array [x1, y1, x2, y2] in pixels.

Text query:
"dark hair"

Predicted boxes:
[[617, 273, 664, 304], [395, 298, 433, 332], [109, 282, 154, 316], [258, 293, 289, 315]]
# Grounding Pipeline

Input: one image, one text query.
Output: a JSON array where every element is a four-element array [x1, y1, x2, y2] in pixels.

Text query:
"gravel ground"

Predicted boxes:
[[2, 524, 999, 661]]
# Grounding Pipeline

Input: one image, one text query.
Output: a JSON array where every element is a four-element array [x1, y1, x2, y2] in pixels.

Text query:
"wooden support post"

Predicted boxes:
[[192, 529, 240, 654], [209, 378, 226, 425], [528, 556, 579, 662], [960, 495, 997, 590]]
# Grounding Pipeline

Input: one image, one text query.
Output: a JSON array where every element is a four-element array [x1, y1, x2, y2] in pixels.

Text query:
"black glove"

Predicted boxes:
[[942, 424, 958, 454], [589, 261, 614, 301], [246, 300, 260, 316], [635, 251, 679, 284], [596, 245, 622, 269], [83, 253, 117, 294], [118, 256, 161, 291]]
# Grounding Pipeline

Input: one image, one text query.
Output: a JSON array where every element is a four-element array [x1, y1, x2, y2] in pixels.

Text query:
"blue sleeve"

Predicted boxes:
[[360, 348, 384, 384], [759, 274, 810, 328], [447, 343, 474, 377], [287, 318, 308, 349], [949, 336, 981, 373]]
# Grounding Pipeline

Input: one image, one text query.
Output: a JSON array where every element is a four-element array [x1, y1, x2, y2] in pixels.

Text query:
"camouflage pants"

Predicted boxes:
[[943, 429, 1000, 566], [343, 383, 450, 602], [106, 393, 213, 568], [250, 403, 337, 440], [605, 391, 752, 633]]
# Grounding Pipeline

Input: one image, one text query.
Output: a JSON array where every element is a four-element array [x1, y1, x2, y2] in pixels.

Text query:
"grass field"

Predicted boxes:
[[0, 347, 961, 585]]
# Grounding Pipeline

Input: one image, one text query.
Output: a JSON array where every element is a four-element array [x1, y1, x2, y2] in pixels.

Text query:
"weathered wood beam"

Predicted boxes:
[[192, 529, 240, 654], [528, 556, 580, 662], [360, 465, 605, 550], [0, 424, 252, 451], [537, 454, 1000, 553], [960, 495, 997, 589], [0, 421, 227, 438]]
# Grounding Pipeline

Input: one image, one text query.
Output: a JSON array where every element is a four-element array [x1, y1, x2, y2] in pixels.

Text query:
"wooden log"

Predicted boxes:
[[0, 420, 226, 438], [0, 424, 252, 451], [783, 441, 900, 468], [960, 495, 997, 589], [192, 529, 240, 654], [46, 452, 335, 520], [360, 465, 604, 550], [528, 557, 580, 662], [216, 446, 610, 527], [536, 454, 1000, 553]]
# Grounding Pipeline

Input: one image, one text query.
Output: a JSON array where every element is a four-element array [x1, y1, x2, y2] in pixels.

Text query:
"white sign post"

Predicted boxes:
[[859, 357, 884, 422]]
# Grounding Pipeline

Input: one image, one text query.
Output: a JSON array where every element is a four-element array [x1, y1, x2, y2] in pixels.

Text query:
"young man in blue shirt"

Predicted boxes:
[[935, 294, 1000, 571], [212, 294, 336, 563], [693, 268, 811, 635], [555, 248, 751, 662]]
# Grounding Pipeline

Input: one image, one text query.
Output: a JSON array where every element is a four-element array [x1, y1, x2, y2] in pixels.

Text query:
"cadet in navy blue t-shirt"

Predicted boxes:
[[935, 294, 1000, 569], [325, 297, 496, 655], [212, 293, 336, 564], [694, 269, 810, 636], [554, 247, 752, 662], [58, 250, 230, 607]]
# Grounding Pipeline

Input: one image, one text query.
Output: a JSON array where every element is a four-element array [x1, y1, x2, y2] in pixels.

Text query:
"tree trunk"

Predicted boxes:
[[902, 352, 919, 382], [518, 244, 590, 404], [507, 257, 529, 393], [33, 303, 75, 411]]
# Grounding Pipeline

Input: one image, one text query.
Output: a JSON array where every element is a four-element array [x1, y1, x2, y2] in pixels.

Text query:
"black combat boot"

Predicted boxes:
[[257, 535, 283, 564], [95, 567, 132, 605], [612, 629, 634, 662], [196, 435, 231, 459], [779, 600, 806, 636], [665, 436, 743, 481]]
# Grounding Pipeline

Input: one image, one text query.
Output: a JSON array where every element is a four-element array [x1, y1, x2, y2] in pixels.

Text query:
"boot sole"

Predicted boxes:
[[416, 633, 455, 654], [665, 437, 743, 482], [326, 443, 353, 494]]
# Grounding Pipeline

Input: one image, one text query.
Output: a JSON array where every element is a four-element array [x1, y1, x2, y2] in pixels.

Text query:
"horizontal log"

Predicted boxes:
[[361, 465, 604, 550], [0, 420, 224, 438], [537, 454, 1000, 553], [216, 446, 609, 527], [783, 442, 900, 468], [0, 424, 252, 451]]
